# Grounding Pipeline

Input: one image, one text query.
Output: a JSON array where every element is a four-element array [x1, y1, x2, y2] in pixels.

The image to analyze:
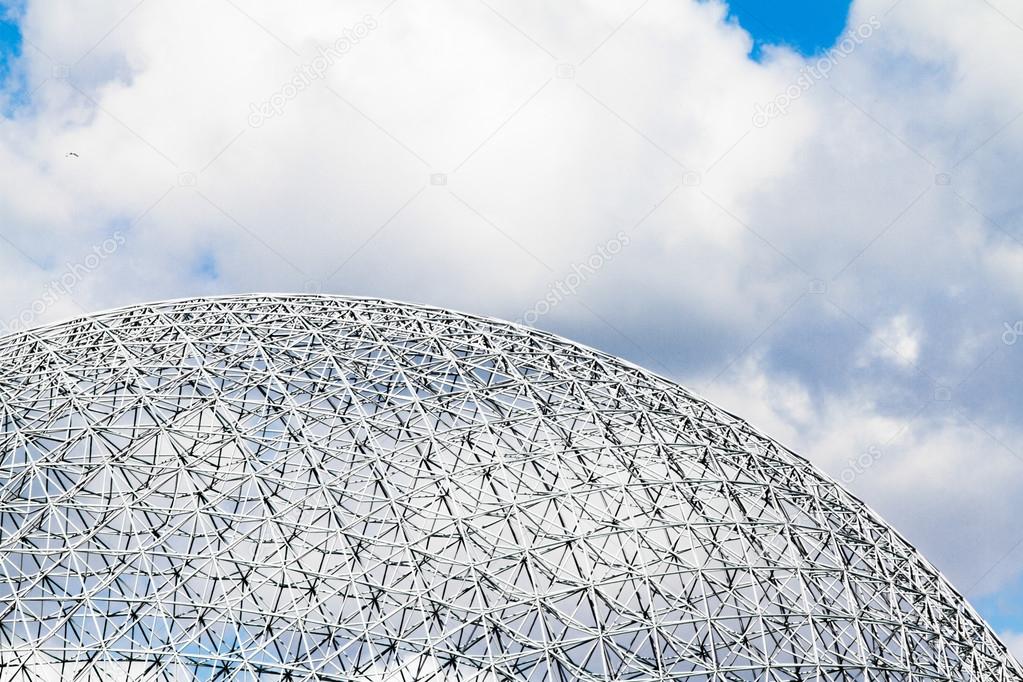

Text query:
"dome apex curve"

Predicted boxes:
[[0, 293, 1018, 681]]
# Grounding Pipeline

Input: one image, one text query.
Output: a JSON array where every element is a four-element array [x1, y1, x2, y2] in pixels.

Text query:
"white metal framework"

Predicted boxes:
[[0, 294, 1018, 681]]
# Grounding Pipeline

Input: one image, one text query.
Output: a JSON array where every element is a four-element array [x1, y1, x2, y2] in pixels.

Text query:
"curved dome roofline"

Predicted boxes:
[[0, 293, 960, 567], [0, 293, 1018, 680]]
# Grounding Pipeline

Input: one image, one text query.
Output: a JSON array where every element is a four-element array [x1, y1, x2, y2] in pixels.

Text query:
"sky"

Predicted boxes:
[[0, 5, 19, 79], [725, 0, 852, 59], [0, 0, 1022, 660]]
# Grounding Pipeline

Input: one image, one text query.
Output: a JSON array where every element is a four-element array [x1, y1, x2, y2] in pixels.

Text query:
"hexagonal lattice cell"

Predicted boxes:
[[0, 295, 1018, 680]]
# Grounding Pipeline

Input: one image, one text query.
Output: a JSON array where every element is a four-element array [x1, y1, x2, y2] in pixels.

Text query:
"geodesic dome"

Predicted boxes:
[[0, 294, 1018, 681]]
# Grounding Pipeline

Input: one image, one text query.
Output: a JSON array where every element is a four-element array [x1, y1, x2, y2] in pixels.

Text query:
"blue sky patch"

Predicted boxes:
[[192, 250, 220, 280], [725, 0, 853, 60], [0, 4, 20, 78], [0, 2, 23, 115], [974, 575, 1023, 636]]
